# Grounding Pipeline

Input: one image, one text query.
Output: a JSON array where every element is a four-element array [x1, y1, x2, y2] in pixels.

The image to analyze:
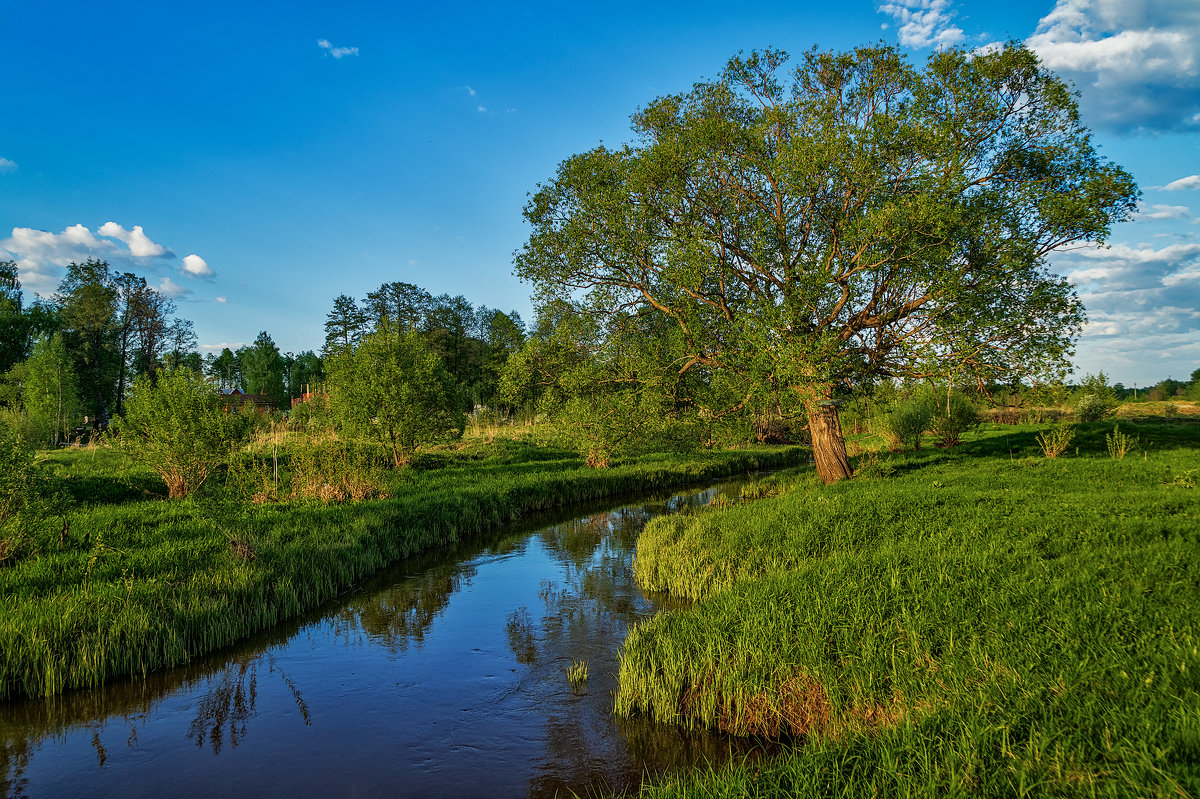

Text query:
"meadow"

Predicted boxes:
[[617, 419, 1200, 797], [0, 435, 806, 700]]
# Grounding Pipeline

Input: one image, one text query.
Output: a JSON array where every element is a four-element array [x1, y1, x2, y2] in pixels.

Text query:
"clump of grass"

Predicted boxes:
[[1105, 424, 1138, 459], [567, 659, 589, 689], [1035, 423, 1075, 458]]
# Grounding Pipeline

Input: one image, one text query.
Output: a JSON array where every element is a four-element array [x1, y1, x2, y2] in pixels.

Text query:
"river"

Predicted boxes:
[[1, 480, 771, 798]]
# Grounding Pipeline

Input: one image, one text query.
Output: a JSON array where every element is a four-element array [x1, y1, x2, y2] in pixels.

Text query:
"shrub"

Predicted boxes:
[[1075, 393, 1115, 422], [112, 368, 254, 498], [1036, 424, 1076, 458], [0, 424, 60, 565], [882, 397, 933, 450], [1105, 424, 1138, 460], [929, 392, 980, 448]]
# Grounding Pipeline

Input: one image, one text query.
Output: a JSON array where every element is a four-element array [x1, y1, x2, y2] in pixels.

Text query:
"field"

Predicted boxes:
[[618, 419, 1200, 797], [0, 436, 807, 700]]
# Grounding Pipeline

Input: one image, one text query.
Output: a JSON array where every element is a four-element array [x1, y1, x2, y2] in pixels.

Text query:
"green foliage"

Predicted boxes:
[[238, 331, 287, 406], [0, 424, 51, 566], [516, 43, 1137, 482], [327, 326, 465, 468], [1075, 392, 1117, 422], [112, 367, 253, 498], [882, 396, 933, 450], [21, 333, 80, 447], [1035, 423, 1075, 457], [928, 391, 980, 448]]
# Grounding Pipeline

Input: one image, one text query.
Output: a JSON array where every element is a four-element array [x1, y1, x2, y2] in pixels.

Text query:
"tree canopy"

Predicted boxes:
[[515, 44, 1138, 482]]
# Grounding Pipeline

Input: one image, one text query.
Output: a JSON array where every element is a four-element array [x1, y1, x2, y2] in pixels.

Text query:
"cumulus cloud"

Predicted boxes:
[[182, 254, 213, 277], [1132, 203, 1192, 221], [97, 222, 172, 257], [157, 276, 190, 299], [1052, 241, 1200, 372], [0, 157, 16, 174], [877, 0, 965, 50], [215, 296, 227, 303], [0, 223, 214, 296], [1026, 0, 1200, 134], [1161, 175, 1200, 191], [318, 39, 359, 59]]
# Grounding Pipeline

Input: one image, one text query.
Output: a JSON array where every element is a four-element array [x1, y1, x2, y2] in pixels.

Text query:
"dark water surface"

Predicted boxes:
[[2, 481, 770, 798]]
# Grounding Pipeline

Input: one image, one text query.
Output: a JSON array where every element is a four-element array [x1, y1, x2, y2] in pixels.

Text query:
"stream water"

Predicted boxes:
[[1, 480, 770, 798]]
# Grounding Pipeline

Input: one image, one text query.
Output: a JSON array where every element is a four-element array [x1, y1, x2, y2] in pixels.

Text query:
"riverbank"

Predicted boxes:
[[618, 420, 1200, 797], [0, 442, 807, 700]]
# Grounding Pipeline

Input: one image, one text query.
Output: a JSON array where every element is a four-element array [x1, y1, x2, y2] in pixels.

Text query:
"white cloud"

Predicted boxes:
[[200, 342, 245, 352], [1026, 0, 1200, 133], [182, 253, 213, 277], [1132, 203, 1192, 221], [1052, 240, 1200, 368], [215, 296, 227, 303], [877, 0, 965, 50], [0, 157, 16, 174], [97, 222, 171, 257], [477, 105, 487, 113], [1162, 175, 1200, 191], [465, 86, 477, 96], [157, 276, 190, 299], [0, 223, 213, 296], [317, 38, 359, 59]]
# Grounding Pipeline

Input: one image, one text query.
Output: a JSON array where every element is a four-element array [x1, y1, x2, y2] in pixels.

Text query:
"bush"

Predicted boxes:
[[882, 397, 933, 450], [112, 368, 254, 498], [929, 392, 980, 448], [1074, 393, 1116, 422]]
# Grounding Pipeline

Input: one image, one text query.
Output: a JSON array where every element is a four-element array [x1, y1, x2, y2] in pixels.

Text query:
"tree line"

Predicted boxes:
[[1, 258, 197, 445]]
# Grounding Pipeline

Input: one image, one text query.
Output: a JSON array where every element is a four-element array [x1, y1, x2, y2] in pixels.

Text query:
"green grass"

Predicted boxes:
[[618, 420, 1200, 797], [0, 440, 807, 700]]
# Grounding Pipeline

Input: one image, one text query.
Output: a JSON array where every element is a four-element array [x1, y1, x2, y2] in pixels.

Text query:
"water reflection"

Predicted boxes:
[[2, 479, 769, 798]]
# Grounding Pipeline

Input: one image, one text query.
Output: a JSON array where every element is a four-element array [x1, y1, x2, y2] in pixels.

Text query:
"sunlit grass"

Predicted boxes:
[[619, 419, 1200, 797]]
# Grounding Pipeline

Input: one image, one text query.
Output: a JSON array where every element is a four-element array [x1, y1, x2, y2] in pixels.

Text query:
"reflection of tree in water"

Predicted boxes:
[[505, 607, 538, 665], [186, 652, 310, 755], [333, 561, 476, 653], [2, 736, 33, 799]]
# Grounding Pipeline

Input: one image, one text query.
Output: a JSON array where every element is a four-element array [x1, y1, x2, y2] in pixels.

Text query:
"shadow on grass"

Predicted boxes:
[[862, 417, 1200, 479]]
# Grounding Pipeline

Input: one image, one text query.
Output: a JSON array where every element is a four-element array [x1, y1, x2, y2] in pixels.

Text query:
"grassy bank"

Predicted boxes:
[[617, 420, 1200, 797], [0, 441, 806, 700]]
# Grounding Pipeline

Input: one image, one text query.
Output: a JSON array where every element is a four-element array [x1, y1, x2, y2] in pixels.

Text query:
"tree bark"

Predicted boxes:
[[806, 392, 853, 484]]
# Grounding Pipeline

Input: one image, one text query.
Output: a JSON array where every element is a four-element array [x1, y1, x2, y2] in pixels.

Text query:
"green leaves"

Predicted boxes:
[[112, 368, 252, 498], [326, 327, 465, 468]]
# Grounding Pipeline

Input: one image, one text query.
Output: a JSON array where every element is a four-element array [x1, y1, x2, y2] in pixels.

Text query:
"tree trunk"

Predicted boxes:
[[806, 392, 853, 485]]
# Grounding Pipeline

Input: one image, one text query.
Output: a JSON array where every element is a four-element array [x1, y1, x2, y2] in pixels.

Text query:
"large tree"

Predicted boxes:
[[55, 259, 121, 427], [238, 331, 287, 407], [516, 44, 1138, 483]]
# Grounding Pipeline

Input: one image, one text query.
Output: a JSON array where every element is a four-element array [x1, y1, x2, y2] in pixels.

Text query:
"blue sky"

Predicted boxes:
[[2, 0, 1198, 387]]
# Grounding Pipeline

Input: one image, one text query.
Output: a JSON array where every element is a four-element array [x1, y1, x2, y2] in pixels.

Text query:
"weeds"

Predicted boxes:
[[1036, 424, 1076, 458], [567, 659, 588, 689], [1105, 424, 1138, 459]]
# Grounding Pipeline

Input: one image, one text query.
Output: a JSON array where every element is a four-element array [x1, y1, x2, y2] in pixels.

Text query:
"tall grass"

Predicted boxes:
[[618, 420, 1200, 797], [0, 442, 806, 700]]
